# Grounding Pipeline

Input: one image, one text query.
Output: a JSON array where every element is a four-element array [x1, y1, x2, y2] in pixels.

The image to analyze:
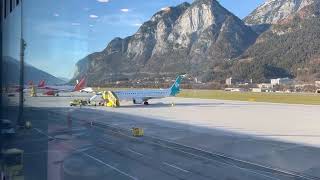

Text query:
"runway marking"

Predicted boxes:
[[102, 139, 113, 144], [83, 153, 139, 180], [76, 146, 94, 153], [163, 162, 189, 173], [127, 148, 144, 156], [112, 130, 283, 179], [33, 128, 55, 140], [46, 111, 312, 180], [276, 145, 303, 152]]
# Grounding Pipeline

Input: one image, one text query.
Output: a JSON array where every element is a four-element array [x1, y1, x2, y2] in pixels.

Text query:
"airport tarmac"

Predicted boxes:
[[24, 92, 320, 146], [12, 92, 320, 179]]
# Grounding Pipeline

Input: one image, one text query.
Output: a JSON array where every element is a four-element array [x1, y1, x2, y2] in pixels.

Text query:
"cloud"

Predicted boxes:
[[120, 8, 130, 12], [132, 23, 142, 27], [97, 0, 109, 3], [89, 14, 99, 19], [161, 7, 170, 11], [71, 22, 81, 26]]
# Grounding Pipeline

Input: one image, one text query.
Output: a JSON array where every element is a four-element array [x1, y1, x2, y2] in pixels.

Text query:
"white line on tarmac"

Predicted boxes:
[[83, 153, 138, 180], [102, 139, 113, 144], [127, 148, 144, 156], [116, 131, 281, 179], [33, 128, 55, 139], [76, 146, 94, 153], [163, 162, 189, 173]]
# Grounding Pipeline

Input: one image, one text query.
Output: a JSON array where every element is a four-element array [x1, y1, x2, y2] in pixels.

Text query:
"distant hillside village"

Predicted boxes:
[[100, 75, 320, 94], [224, 77, 320, 94]]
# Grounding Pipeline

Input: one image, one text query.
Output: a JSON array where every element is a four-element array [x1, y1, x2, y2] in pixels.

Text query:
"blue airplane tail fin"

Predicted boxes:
[[170, 74, 186, 96]]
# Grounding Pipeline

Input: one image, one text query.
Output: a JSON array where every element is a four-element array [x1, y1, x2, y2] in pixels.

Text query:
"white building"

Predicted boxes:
[[224, 88, 244, 92], [226, 77, 233, 85], [271, 78, 293, 86], [315, 81, 320, 87], [257, 83, 273, 89], [252, 88, 262, 93], [252, 88, 270, 93]]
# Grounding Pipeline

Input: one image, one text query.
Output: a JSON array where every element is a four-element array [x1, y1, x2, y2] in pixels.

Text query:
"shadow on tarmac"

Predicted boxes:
[[3, 106, 320, 179], [117, 100, 263, 108], [118, 102, 243, 108]]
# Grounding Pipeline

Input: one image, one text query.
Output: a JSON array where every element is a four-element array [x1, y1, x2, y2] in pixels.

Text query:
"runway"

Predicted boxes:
[[4, 92, 319, 179]]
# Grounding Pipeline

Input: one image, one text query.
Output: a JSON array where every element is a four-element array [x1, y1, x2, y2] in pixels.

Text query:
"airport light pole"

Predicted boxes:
[[18, 0, 26, 127], [0, 0, 3, 151]]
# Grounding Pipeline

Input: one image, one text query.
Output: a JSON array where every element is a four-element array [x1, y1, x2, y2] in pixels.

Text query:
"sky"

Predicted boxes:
[[3, 0, 265, 79]]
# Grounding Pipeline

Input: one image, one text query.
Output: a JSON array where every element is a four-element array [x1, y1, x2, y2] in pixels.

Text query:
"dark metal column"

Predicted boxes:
[[0, 0, 4, 150], [18, 0, 25, 127]]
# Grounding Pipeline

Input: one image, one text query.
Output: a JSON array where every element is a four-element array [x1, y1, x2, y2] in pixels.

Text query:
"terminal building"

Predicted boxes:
[[270, 78, 293, 86]]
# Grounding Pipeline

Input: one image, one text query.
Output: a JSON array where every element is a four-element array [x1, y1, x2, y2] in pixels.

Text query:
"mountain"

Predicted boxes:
[[72, 0, 257, 86], [2, 56, 65, 85], [245, 0, 315, 25], [234, 1, 320, 82], [244, 0, 315, 33], [57, 77, 69, 83]]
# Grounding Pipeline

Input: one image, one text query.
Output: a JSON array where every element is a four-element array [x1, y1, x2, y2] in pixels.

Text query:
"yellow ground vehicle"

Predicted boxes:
[[1, 148, 24, 180], [69, 99, 88, 106], [102, 91, 120, 107], [30, 86, 37, 97], [132, 128, 144, 137]]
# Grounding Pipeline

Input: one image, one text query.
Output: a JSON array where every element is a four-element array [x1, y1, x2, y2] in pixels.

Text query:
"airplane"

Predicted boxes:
[[90, 74, 186, 105], [26, 80, 45, 88], [17, 80, 45, 92], [37, 80, 45, 88], [23, 78, 86, 96], [41, 78, 86, 96]]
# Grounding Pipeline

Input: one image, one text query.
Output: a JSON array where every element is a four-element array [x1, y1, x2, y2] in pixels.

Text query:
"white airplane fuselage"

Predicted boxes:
[[114, 88, 171, 104], [90, 75, 185, 105]]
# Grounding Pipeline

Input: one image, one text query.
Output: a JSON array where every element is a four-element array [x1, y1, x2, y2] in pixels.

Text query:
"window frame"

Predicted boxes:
[[10, 0, 13, 13]]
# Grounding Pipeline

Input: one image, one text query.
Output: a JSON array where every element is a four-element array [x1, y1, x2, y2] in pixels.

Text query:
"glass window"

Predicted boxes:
[[2, 1, 320, 180]]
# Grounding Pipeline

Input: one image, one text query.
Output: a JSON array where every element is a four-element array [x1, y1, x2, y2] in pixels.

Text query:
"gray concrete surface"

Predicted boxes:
[[9, 92, 320, 179], [4, 107, 288, 180]]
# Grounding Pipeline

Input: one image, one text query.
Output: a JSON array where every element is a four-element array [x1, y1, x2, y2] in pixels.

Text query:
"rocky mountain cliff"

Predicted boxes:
[[244, 0, 315, 34], [245, 0, 315, 25], [234, 1, 320, 82], [72, 0, 257, 85], [73, 0, 320, 86]]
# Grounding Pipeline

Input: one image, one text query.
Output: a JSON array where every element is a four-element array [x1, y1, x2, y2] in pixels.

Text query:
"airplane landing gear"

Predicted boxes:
[[143, 101, 149, 105]]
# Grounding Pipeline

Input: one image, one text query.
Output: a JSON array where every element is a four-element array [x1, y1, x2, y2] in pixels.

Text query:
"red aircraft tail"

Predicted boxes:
[[28, 80, 34, 86], [38, 80, 45, 87], [74, 78, 86, 91]]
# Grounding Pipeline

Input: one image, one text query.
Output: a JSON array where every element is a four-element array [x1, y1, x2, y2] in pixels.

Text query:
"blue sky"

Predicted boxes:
[[3, 0, 265, 79]]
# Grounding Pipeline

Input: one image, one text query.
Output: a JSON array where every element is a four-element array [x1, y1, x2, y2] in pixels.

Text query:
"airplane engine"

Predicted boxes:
[[133, 98, 143, 104]]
